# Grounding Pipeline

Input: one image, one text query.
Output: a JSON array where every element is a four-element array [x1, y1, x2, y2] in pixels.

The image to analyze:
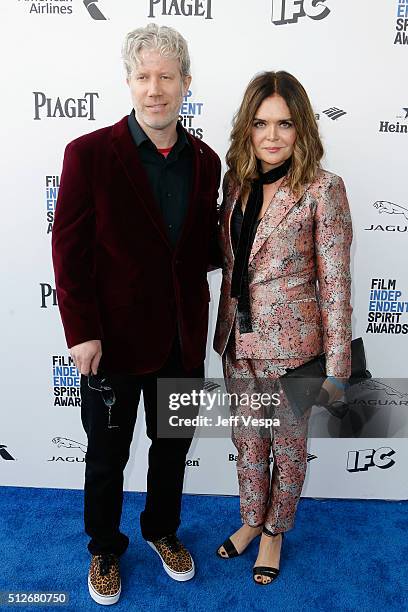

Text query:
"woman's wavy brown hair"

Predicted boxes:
[[226, 71, 323, 201]]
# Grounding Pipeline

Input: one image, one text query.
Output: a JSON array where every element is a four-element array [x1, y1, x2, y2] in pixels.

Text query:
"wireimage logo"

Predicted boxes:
[[0, 445, 15, 461], [271, 0, 330, 25], [346, 448, 396, 472], [322, 107, 347, 120], [83, 0, 107, 20]]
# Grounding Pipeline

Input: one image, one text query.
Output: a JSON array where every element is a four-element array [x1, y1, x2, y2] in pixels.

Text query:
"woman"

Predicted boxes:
[[213, 71, 352, 585]]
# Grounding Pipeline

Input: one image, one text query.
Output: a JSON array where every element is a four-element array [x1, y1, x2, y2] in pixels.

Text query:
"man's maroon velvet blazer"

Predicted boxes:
[[52, 116, 221, 374]]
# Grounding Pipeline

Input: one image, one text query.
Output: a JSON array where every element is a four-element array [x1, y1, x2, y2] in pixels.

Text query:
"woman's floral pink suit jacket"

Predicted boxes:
[[213, 169, 353, 379]]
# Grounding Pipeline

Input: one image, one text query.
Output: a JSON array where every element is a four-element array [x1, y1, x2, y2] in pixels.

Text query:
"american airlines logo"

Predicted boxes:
[[0, 445, 16, 461], [323, 107, 347, 120], [83, 0, 107, 20]]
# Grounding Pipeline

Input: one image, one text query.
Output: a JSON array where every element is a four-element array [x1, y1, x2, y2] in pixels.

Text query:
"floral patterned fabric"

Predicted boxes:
[[214, 169, 353, 378], [223, 334, 310, 534], [215, 167, 353, 533]]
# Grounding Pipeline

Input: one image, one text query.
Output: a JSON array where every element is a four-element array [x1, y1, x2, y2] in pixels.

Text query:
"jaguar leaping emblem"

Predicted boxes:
[[52, 437, 87, 453], [373, 201, 408, 221]]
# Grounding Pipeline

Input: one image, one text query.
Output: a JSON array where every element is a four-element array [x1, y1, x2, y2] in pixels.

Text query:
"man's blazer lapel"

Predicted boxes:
[[175, 131, 202, 250], [111, 116, 172, 248]]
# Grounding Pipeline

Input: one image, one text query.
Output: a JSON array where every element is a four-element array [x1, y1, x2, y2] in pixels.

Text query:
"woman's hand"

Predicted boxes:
[[316, 377, 347, 406]]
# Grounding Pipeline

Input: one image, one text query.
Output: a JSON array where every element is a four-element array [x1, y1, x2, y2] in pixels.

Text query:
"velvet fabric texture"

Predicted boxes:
[[52, 116, 221, 374]]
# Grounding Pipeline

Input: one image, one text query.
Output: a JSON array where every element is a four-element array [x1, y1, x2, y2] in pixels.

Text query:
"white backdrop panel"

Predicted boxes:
[[1, 0, 407, 499]]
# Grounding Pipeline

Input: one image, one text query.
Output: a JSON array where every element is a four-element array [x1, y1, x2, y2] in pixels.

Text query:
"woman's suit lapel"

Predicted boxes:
[[248, 180, 310, 264]]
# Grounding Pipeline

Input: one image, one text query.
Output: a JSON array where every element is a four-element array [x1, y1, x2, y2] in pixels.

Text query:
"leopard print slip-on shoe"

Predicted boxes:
[[147, 534, 195, 582], [88, 553, 121, 605]]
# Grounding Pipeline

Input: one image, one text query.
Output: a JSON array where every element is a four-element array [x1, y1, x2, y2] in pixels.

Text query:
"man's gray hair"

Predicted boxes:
[[122, 24, 191, 78]]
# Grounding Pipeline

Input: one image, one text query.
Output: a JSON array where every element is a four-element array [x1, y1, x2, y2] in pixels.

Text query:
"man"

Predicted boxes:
[[52, 24, 221, 605]]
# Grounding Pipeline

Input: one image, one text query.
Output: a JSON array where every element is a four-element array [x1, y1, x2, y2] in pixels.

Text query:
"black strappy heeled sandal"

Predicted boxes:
[[216, 528, 262, 559], [216, 537, 240, 559], [252, 532, 284, 585]]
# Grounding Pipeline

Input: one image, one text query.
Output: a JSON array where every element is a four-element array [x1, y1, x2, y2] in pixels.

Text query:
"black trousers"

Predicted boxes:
[[80, 338, 204, 556]]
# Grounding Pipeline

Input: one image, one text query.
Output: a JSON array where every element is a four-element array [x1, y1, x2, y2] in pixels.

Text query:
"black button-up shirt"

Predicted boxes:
[[127, 110, 192, 247]]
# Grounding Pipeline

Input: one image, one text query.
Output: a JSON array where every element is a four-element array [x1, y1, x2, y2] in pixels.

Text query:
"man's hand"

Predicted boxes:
[[70, 340, 102, 375]]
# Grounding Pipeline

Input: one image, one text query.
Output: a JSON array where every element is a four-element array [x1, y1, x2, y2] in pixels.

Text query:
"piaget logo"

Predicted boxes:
[[271, 0, 330, 25], [33, 92, 99, 120], [40, 283, 57, 308], [148, 0, 213, 19]]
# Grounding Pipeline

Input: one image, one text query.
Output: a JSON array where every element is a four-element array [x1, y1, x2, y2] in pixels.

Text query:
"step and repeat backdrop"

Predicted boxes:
[[1, 0, 407, 499]]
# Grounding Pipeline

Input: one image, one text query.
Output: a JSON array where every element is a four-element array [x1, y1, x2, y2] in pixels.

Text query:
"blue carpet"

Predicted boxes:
[[1, 487, 407, 612]]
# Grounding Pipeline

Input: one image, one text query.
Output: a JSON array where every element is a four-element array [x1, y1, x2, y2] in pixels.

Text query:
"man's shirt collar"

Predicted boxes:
[[127, 109, 189, 151]]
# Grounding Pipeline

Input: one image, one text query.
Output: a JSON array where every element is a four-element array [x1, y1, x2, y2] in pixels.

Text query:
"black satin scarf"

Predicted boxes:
[[230, 157, 292, 333]]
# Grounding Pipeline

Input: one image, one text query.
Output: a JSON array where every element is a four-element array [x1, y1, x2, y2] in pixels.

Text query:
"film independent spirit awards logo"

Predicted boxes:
[[366, 278, 408, 335], [18, 0, 107, 19], [394, 0, 408, 45]]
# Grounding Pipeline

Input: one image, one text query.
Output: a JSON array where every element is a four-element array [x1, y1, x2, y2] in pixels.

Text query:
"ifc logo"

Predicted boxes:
[[271, 0, 330, 25]]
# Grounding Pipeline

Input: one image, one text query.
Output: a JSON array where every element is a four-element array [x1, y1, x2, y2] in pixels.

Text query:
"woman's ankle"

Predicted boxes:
[[244, 523, 263, 532], [261, 528, 283, 539]]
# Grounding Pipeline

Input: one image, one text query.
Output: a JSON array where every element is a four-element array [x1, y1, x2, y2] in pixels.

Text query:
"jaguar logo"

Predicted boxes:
[[52, 437, 87, 453], [373, 201, 408, 221]]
